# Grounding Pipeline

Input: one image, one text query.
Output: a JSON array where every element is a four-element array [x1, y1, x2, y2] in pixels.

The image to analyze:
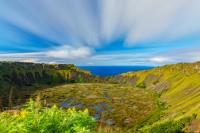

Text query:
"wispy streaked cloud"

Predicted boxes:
[[1, 47, 200, 66], [0, 0, 200, 65], [149, 47, 200, 64]]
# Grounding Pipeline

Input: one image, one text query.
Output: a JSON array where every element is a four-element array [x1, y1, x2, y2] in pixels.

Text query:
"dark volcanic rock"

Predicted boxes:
[[42, 70, 53, 84], [11, 71, 22, 85], [26, 72, 36, 85], [35, 72, 42, 81], [19, 73, 27, 85], [3, 74, 10, 82]]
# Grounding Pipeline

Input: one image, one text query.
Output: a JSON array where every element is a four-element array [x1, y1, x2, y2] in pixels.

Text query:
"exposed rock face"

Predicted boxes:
[[0, 62, 105, 86], [112, 75, 128, 83], [35, 72, 42, 81], [110, 72, 171, 93], [110, 75, 139, 86], [126, 76, 139, 86], [143, 74, 157, 83], [19, 73, 27, 85], [26, 72, 36, 85]]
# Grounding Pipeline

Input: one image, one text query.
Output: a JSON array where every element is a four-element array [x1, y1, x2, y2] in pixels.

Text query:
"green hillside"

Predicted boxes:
[[0, 61, 200, 132], [0, 62, 104, 107], [110, 62, 200, 132], [0, 61, 104, 86]]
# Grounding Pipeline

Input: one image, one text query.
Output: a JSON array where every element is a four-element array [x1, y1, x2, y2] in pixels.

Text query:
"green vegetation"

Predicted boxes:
[[1, 61, 200, 132], [77, 75, 83, 82], [140, 115, 196, 133], [138, 95, 167, 128], [0, 83, 158, 131], [116, 62, 200, 132], [0, 61, 95, 87], [0, 99, 96, 133], [152, 79, 159, 85], [136, 82, 146, 88], [30, 83, 158, 128]]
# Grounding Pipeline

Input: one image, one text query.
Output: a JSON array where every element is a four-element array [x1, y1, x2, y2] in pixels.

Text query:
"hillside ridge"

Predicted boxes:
[[0, 61, 105, 86], [110, 61, 200, 132]]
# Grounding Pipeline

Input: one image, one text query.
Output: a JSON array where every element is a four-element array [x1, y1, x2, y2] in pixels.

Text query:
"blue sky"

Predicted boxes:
[[0, 0, 200, 66]]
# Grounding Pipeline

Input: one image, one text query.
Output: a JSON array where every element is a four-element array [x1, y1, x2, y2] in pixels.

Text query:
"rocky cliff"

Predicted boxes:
[[0, 62, 104, 86]]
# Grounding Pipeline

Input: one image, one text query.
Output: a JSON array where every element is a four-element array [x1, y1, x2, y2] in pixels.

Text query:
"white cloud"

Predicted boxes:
[[0, 45, 93, 63], [20, 59, 38, 63], [87, 63, 93, 65], [99, 0, 200, 45], [0, 0, 102, 47], [46, 45, 92, 59], [1, 47, 200, 66], [0, 52, 44, 63], [1, 0, 200, 48], [149, 57, 170, 63], [149, 47, 200, 64], [48, 62, 56, 64]]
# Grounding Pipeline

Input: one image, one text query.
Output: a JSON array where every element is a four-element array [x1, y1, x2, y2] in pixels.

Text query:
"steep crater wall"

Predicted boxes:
[[0, 62, 105, 86], [110, 62, 200, 123]]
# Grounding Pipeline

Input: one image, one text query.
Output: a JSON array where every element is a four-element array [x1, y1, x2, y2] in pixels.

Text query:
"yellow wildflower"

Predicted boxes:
[[13, 113, 20, 118], [52, 104, 57, 109], [67, 108, 71, 113], [20, 110, 29, 118], [84, 108, 88, 114], [72, 107, 76, 111], [67, 107, 76, 114]]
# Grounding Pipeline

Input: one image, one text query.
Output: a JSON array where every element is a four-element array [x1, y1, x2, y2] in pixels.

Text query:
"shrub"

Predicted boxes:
[[77, 75, 83, 83], [0, 99, 96, 133], [136, 82, 146, 89], [142, 116, 195, 133], [153, 80, 159, 85]]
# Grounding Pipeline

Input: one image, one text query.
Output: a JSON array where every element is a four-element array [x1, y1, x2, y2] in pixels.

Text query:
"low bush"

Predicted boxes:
[[141, 115, 196, 133], [77, 75, 83, 83], [136, 82, 146, 89], [0, 99, 96, 133], [153, 80, 159, 85]]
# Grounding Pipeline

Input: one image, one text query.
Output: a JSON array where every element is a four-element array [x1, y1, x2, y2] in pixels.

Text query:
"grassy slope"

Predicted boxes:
[[29, 83, 158, 128], [0, 62, 92, 82], [0, 62, 102, 107], [1, 61, 199, 131], [120, 62, 200, 131]]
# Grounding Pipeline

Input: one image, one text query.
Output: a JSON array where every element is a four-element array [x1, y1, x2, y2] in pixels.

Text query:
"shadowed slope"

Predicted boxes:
[[0, 62, 105, 107]]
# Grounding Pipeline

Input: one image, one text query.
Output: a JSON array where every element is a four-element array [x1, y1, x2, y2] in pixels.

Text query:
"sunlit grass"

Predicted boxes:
[[0, 99, 96, 133]]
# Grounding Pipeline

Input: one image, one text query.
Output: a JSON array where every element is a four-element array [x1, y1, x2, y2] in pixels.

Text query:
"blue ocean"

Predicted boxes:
[[77, 66, 154, 77]]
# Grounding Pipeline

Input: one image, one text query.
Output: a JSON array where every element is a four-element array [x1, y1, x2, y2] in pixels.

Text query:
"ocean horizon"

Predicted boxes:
[[77, 66, 155, 77]]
